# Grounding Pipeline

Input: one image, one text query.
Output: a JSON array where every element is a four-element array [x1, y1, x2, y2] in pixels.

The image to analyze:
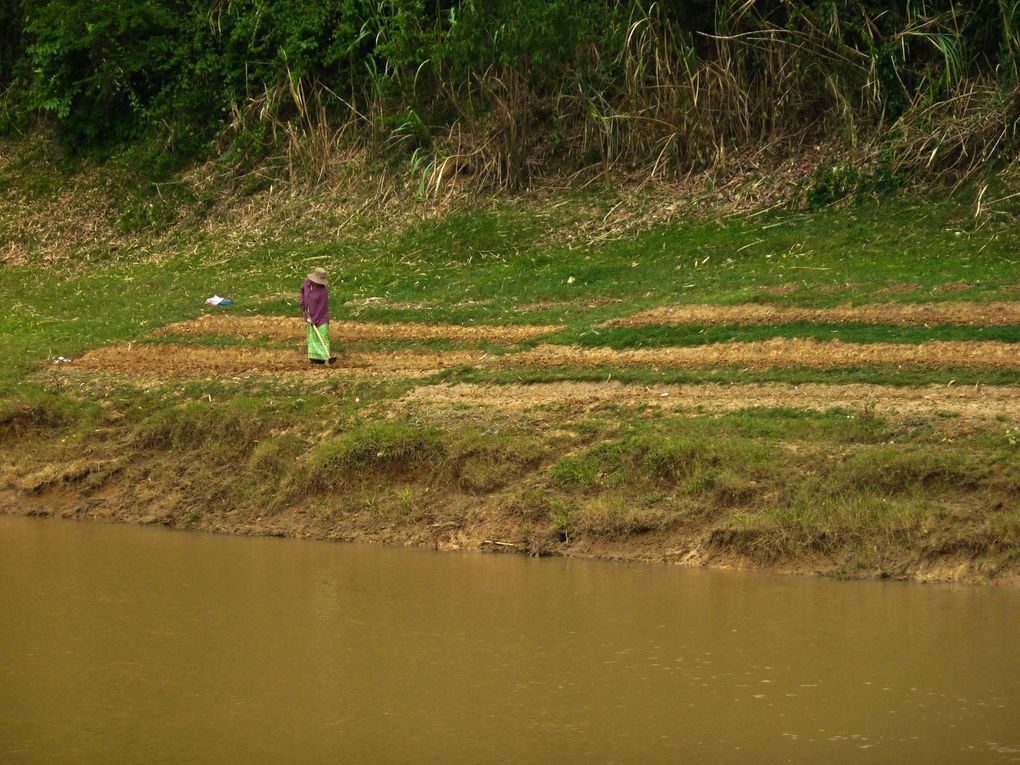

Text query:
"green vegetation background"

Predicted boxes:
[[2, 0, 1018, 188]]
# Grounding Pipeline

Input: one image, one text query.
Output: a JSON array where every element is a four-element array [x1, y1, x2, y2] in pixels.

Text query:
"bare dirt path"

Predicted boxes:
[[605, 301, 1020, 327], [398, 381, 1020, 423], [150, 314, 562, 344]]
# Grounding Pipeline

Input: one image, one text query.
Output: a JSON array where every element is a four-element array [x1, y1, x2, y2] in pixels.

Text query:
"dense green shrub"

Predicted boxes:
[[1, 0, 1016, 178]]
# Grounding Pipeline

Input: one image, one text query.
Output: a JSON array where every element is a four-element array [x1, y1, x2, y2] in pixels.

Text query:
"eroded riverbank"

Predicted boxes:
[[4, 374, 1019, 585], [3, 187, 1019, 588]]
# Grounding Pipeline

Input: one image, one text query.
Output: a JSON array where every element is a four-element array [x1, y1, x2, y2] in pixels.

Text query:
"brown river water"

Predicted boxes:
[[1, 515, 1018, 764]]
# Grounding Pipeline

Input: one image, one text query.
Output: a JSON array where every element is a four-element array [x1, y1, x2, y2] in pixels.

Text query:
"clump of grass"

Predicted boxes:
[[504, 485, 558, 522], [247, 435, 307, 479], [986, 505, 1020, 542], [721, 494, 939, 564], [551, 428, 770, 498], [837, 445, 986, 493], [718, 407, 889, 444], [688, 467, 758, 507], [550, 442, 623, 490], [301, 421, 547, 494], [303, 421, 446, 491], [632, 434, 768, 485], [570, 495, 674, 537], [447, 429, 546, 493], [130, 397, 274, 455], [14, 459, 109, 494], [0, 390, 101, 442]]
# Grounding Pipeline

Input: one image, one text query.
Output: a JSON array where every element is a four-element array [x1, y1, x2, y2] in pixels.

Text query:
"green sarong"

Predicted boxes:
[[307, 322, 330, 361]]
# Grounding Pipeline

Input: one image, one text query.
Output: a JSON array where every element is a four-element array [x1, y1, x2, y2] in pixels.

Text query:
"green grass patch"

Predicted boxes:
[[723, 494, 942, 564], [3, 190, 1019, 387], [130, 396, 279, 455], [302, 420, 549, 493], [550, 425, 772, 498], [0, 389, 103, 443], [442, 364, 1020, 388]]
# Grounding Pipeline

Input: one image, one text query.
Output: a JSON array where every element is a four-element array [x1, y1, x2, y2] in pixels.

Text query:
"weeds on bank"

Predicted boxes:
[[130, 397, 278, 455], [0, 389, 103, 443], [4, 382, 1020, 571], [540, 412, 1020, 552], [298, 420, 549, 497], [723, 494, 940, 564]]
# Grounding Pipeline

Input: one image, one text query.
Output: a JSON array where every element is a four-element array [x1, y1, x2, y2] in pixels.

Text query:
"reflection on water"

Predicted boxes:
[[1, 516, 1018, 763]]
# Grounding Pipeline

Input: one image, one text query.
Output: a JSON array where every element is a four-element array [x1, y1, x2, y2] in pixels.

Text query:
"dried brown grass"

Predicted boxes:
[[605, 301, 1020, 328]]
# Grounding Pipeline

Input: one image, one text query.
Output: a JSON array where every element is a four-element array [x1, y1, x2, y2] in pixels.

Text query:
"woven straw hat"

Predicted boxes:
[[307, 267, 328, 285]]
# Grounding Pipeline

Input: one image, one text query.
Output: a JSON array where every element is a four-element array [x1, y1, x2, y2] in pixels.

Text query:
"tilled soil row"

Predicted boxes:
[[515, 339, 1020, 370], [65, 343, 482, 378], [66, 337, 1020, 379], [149, 314, 562, 344], [604, 301, 1020, 327], [400, 381, 1020, 422]]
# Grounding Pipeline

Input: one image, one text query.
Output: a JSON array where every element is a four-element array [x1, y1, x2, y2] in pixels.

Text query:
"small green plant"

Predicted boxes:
[[396, 488, 416, 515], [806, 163, 901, 209], [547, 498, 576, 537]]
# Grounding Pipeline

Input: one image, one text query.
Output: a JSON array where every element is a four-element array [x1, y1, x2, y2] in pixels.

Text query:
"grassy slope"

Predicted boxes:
[[2, 192, 1019, 387], [2, 158, 1020, 582]]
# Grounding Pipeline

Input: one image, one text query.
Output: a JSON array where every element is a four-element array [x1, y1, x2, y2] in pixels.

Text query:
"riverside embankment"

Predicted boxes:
[[2, 147, 1019, 583], [5, 298, 1020, 584]]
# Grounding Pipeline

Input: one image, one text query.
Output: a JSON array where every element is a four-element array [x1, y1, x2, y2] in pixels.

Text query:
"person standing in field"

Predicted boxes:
[[300, 266, 334, 364]]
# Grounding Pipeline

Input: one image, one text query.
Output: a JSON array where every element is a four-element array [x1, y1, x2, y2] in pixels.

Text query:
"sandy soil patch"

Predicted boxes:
[[149, 314, 561, 344], [606, 301, 1020, 327], [400, 381, 1020, 423], [513, 339, 1020, 370]]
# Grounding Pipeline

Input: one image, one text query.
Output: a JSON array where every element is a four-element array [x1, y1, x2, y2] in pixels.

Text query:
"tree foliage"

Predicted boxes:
[[2, 0, 1017, 179]]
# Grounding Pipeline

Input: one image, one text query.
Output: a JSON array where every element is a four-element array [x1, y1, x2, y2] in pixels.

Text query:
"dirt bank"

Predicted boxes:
[[3, 376, 1019, 586], [606, 301, 1020, 327], [5, 487, 1012, 586]]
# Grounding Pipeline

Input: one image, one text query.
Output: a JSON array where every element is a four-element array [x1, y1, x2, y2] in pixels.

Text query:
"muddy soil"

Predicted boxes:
[[150, 314, 561, 343], [399, 381, 1020, 423], [606, 301, 1020, 327]]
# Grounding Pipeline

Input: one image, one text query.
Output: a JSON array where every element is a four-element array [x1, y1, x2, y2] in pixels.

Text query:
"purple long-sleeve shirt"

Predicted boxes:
[[300, 279, 329, 327]]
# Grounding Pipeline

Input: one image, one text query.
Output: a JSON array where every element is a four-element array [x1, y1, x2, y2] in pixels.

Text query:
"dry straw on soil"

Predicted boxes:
[[513, 340, 1020, 370], [604, 301, 1020, 328], [149, 315, 561, 344], [400, 382, 1020, 423], [65, 337, 1020, 380], [66, 344, 482, 378]]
